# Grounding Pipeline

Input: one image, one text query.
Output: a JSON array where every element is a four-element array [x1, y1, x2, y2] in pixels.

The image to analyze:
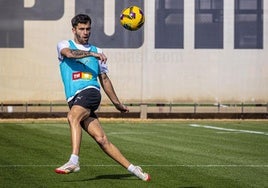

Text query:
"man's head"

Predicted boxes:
[[71, 14, 92, 45], [71, 14, 92, 28]]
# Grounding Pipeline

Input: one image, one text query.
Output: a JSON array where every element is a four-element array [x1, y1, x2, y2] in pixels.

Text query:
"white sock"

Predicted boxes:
[[127, 164, 136, 173], [69, 154, 79, 165]]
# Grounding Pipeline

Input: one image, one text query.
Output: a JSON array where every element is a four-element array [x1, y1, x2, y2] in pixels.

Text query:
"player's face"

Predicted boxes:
[[72, 22, 91, 45]]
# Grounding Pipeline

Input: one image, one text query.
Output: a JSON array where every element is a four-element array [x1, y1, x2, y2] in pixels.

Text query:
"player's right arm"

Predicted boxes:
[[60, 48, 95, 58], [61, 48, 107, 63], [57, 41, 107, 63]]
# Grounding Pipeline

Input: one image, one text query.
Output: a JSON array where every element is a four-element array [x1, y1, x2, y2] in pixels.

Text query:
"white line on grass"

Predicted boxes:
[[141, 164, 268, 168], [189, 124, 268, 136], [107, 132, 157, 135], [0, 164, 267, 168]]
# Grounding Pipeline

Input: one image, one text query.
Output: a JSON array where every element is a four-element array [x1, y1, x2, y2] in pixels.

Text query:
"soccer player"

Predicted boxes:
[[55, 14, 150, 181]]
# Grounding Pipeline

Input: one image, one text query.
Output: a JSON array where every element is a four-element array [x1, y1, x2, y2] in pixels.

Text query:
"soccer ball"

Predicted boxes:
[[120, 6, 145, 31]]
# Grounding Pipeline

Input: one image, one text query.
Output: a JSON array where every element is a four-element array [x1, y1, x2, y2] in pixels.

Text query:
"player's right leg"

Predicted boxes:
[[67, 105, 90, 155], [54, 160, 80, 174], [55, 105, 90, 174]]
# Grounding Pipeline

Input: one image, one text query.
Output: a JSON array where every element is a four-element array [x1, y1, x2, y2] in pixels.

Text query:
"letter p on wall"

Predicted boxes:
[[0, 0, 64, 48]]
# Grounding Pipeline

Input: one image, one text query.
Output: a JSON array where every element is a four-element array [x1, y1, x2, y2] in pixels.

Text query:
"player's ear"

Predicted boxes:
[[72, 27, 76, 33]]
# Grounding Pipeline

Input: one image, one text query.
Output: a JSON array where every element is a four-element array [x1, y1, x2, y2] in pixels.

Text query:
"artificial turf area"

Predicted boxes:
[[0, 119, 267, 188]]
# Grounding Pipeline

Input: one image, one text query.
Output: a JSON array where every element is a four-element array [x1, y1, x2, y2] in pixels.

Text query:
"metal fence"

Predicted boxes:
[[1, 102, 268, 119]]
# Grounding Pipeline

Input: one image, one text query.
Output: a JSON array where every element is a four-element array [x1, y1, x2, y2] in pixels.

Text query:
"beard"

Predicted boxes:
[[75, 33, 89, 45]]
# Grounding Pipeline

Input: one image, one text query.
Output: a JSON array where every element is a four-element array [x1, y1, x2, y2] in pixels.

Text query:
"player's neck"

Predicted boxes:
[[73, 39, 88, 45]]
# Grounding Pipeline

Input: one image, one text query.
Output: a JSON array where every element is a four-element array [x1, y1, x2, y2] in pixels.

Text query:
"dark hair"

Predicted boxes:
[[71, 14, 91, 28]]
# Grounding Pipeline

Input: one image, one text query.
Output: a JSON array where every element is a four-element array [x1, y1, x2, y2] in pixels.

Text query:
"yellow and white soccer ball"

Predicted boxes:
[[120, 6, 145, 31]]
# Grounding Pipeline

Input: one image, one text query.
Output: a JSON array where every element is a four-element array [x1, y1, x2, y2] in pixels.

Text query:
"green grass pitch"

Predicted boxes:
[[0, 119, 267, 188]]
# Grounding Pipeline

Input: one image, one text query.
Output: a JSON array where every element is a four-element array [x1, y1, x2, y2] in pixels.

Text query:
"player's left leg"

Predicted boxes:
[[82, 117, 151, 181], [82, 117, 131, 168]]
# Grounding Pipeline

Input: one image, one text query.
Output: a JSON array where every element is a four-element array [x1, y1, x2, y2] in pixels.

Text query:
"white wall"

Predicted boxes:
[[0, 0, 267, 104]]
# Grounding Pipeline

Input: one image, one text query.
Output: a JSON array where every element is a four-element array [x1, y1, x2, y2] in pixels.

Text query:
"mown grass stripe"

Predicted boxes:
[[0, 164, 267, 167]]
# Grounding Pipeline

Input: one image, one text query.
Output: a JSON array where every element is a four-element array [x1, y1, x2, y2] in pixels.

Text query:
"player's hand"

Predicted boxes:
[[91, 52, 107, 63], [115, 103, 129, 113]]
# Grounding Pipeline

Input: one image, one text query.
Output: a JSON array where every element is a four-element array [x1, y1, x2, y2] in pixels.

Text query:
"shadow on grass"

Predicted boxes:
[[84, 173, 135, 181], [63, 173, 135, 182], [62, 174, 203, 187]]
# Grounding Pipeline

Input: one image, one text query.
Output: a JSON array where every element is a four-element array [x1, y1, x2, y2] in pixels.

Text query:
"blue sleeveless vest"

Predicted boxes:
[[60, 40, 100, 100]]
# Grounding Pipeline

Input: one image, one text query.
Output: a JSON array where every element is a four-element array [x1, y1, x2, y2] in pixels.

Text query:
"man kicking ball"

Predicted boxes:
[[55, 14, 150, 182]]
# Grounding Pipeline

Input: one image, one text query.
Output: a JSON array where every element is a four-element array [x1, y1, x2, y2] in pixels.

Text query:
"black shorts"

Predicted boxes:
[[68, 88, 101, 116]]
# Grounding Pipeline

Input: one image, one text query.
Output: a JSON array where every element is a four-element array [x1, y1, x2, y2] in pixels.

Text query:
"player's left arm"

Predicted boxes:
[[99, 73, 129, 113]]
